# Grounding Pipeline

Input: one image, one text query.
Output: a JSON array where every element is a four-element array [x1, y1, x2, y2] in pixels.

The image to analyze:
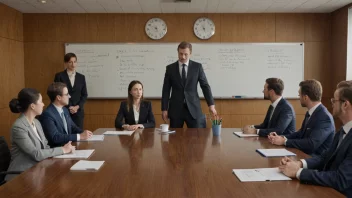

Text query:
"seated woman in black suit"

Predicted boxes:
[[115, 80, 155, 130]]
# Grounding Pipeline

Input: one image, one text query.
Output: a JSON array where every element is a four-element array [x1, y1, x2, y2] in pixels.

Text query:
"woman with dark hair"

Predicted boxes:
[[54, 52, 88, 129], [115, 80, 155, 130], [5, 88, 75, 181]]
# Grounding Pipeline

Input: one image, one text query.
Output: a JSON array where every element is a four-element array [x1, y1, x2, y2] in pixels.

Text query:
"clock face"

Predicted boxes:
[[193, 17, 215, 40], [145, 18, 167, 40]]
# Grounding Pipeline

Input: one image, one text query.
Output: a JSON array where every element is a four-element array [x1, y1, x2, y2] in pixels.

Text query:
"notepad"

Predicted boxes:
[[54, 149, 95, 159], [256, 149, 296, 157], [103, 131, 134, 136], [233, 132, 259, 137], [233, 168, 292, 182], [70, 160, 105, 171], [79, 135, 105, 141]]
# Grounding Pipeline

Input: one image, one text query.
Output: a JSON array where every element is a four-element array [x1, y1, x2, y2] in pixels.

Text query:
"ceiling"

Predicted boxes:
[[0, 0, 351, 13]]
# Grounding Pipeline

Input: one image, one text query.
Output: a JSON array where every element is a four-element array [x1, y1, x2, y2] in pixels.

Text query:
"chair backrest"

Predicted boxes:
[[0, 136, 11, 183]]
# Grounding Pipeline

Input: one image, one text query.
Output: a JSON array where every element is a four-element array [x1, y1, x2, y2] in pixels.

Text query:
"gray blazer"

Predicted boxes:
[[5, 114, 63, 181]]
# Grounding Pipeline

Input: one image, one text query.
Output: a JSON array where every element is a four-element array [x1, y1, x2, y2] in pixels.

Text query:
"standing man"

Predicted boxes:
[[54, 53, 88, 129], [162, 41, 217, 128]]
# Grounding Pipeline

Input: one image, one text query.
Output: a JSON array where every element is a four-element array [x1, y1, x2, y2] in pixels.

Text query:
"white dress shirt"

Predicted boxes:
[[133, 104, 144, 128], [67, 70, 76, 87], [53, 104, 80, 140], [296, 120, 352, 179], [25, 117, 41, 141]]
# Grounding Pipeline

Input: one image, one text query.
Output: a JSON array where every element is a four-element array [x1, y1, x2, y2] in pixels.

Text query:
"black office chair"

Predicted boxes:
[[0, 136, 22, 186]]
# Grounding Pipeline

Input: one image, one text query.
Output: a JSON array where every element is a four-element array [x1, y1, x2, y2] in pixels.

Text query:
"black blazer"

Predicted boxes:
[[54, 70, 88, 111], [255, 98, 296, 136], [161, 60, 214, 119], [115, 101, 155, 129]]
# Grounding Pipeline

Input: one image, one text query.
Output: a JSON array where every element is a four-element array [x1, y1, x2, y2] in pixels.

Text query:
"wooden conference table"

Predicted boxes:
[[0, 128, 344, 197]]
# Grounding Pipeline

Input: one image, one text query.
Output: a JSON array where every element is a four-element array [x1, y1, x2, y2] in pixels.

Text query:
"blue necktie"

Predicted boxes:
[[61, 112, 68, 134]]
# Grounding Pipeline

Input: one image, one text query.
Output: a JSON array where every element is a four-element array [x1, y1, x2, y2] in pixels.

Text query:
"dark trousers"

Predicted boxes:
[[170, 104, 206, 128], [70, 110, 84, 129]]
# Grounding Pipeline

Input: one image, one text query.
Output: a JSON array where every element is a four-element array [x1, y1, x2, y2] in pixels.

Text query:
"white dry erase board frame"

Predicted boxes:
[[65, 43, 304, 99]]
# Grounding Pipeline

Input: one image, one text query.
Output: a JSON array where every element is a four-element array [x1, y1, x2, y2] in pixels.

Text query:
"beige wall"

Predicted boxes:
[[0, 3, 24, 143]]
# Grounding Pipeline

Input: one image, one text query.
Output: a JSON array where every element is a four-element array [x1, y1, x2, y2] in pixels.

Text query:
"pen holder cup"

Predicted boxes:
[[212, 125, 221, 136]]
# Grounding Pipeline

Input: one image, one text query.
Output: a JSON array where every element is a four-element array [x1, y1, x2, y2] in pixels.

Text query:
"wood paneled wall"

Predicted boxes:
[[0, 3, 24, 143], [22, 13, 336, 131]]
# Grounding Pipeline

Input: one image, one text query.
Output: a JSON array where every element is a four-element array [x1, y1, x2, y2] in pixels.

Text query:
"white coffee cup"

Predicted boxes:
[[160, 124, 169, 132]]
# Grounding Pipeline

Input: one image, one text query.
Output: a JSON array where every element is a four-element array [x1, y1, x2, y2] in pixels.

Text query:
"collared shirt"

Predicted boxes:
[[67, 70, 76, 87], [297, 120, 352, 179], [178, 60, 189, 77], [53, 104, 80, 140]]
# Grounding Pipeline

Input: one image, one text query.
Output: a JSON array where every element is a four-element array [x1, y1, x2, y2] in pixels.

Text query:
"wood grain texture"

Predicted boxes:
[[20, 13, 334, 131], [0, 128, 344, 197]]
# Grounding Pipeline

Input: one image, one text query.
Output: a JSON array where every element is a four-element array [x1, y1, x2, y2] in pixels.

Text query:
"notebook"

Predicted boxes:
[[54, 149, 95, 159], [79, 135, 105, 141], [70, 160, 105, 171], [103, 131, 134, 136], [233, 132, 259, 137], [233, 168, 292, 182], [256, 149, 296, 157]]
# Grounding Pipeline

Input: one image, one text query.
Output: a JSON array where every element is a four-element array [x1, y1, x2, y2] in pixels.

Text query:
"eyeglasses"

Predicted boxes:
[[62, 93, 70, 97], [331, 98, 345, 104]]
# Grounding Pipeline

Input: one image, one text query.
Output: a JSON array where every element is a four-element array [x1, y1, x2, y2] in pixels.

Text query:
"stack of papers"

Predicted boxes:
[[256, 149, 296, 157], [103, 131, 134, 136], [79, 135, 105, 141], [233, 168, 292, 182], [233, 132, 259, 137], [70, 160, 105, 171], [54, 149, 95, 159]]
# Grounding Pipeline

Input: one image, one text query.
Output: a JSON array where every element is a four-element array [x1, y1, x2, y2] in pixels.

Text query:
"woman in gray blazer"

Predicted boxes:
[[5, 88, 75, 181]]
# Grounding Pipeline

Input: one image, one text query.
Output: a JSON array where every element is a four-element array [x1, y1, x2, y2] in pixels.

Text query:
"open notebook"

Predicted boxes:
[[233, 168, 292, 182], [70, 160, 105, 171], [233, 132, 259, 137]]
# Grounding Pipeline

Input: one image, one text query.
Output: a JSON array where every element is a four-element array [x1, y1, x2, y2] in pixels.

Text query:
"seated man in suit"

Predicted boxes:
[[279, 85, 352, 197], [39, 82, 93, 147], [115, 80, 155, 130], [268, 79, 334, 156], [242, 78, 296, 137]]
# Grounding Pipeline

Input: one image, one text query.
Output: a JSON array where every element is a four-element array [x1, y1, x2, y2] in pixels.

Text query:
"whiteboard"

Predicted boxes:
[[65, 43, 304, 98]]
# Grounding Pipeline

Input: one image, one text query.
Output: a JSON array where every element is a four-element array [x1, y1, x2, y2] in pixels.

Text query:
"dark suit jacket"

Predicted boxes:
[[255, 98, 296, 137], [300, 128, 352, 197], [115, 101, 155, 129], [161, 60, 214, 119], [39, 103, 82, 147], [284, 104, 334, 156], [54, 70, 88, 112]]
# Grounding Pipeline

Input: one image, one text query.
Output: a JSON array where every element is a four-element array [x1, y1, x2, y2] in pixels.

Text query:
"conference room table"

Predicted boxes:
[[0, 128, 344, 197]]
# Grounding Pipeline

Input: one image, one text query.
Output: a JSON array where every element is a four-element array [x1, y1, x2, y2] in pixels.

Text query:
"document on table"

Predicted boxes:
[[256, 149, 296, 157], [54, 149, 95, 159], [70, 160, 105, 171], [103, 131, 134, 136], [233, 132, 259, 137], [232, 168, 292, 182], [78, 135, 105, 141]]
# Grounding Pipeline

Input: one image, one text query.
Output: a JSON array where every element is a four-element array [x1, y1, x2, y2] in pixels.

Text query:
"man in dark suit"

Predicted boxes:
[[162, 41, 217, 128], [39, 82, 93, 147], [268, 79, 334, 156], [242, 78, 296, 137], [279, 85, 352, 197], [54, 53, 88, 129]]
